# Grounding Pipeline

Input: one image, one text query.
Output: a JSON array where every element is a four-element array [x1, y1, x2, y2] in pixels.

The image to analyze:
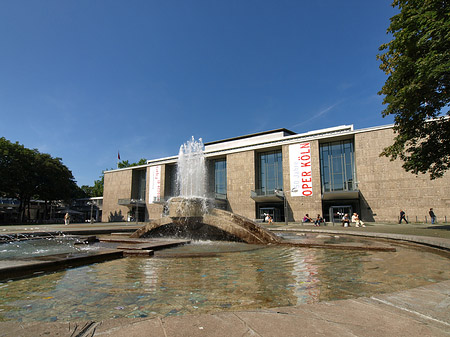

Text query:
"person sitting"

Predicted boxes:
[[263, 213, 268, 222], [303, 214, 313, 223], [342, 213, 350, 227], [314, 214, 324, 226], [351, 212, 365, 227]]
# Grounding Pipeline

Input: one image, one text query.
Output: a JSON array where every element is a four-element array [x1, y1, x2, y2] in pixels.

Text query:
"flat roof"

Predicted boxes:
[[204, 128, 296, 146]]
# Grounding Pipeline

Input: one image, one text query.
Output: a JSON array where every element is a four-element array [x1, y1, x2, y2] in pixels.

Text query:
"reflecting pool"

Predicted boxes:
[[1, 240, 449, 322], [0, 237, 101, 259]]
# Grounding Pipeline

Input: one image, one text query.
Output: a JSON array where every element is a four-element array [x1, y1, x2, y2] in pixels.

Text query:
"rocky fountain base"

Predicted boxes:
[[131, 197, 281, 244]]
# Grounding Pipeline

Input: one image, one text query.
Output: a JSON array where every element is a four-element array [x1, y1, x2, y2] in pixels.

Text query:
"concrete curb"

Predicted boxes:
[[271, 227, 450, 250]]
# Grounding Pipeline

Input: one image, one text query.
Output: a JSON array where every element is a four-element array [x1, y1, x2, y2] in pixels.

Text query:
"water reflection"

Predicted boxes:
[[0, 243, 449, 322]]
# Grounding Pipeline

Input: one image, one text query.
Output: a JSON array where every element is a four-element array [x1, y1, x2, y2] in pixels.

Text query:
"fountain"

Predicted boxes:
[[1, 137, 448, 323], [131, 137, 281, 244]]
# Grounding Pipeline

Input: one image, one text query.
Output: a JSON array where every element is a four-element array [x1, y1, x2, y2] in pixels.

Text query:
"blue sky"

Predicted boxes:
[[0, 1, 396, 187]]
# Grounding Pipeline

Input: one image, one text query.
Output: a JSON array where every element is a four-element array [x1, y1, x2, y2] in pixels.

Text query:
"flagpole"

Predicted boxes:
[[117, 151, 120, 169]]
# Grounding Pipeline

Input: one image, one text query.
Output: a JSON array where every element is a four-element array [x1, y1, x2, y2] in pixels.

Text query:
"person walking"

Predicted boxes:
[[399, 210, 408, 224], [429, 208, 437, 224]]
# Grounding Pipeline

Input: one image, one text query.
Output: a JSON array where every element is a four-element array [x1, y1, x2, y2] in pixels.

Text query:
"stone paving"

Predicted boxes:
[[0, 221, 449, 336]]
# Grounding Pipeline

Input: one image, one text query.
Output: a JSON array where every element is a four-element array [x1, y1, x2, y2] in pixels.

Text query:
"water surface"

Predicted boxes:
[[0, 241, 448, 322]]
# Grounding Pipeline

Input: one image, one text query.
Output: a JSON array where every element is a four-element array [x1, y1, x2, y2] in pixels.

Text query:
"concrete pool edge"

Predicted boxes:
[[0, 279, 448, 337], [0, 224, 449, 336], [271, 228, 450, 251], [0, 249, 124, 282]]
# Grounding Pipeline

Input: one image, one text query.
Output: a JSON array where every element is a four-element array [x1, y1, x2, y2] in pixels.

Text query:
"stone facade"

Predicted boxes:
[[102, 169, 133, 222], [102, 125, 450, 224], [355, 127, 450, 223], [226, 151, 256, 219]]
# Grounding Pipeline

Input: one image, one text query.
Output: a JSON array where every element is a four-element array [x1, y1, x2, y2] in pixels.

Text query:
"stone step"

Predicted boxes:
[[122, 249, 154, 257]]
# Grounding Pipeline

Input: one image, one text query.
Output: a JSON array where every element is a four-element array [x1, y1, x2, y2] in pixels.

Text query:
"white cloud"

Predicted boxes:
[[292, 101, 342, 128]]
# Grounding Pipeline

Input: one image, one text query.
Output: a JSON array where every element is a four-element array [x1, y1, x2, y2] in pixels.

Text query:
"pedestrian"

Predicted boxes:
[[64, 212, 71, 226], [351, 212, 365, 227], [268, 215, 273, 224], [314, 214, 323, 226], [303, 214, 313, 223], [342, 213, 351, 227], [399, 210, 408, 224], [429, 208, 437, 224]]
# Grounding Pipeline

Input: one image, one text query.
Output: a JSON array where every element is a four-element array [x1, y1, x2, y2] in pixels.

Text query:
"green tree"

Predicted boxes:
[[377, 0, 450, 179], [0, 137, 81, 221], [118, 158, 147, 169]]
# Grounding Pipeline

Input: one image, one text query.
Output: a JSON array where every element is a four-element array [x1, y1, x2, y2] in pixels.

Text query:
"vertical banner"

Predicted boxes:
[[148, 165, 161, 203], [289, 142, 313, 196]]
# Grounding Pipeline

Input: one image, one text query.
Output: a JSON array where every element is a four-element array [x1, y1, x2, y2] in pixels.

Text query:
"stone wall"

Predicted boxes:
[[283, 140, 322, 222], [226, 151, 256, 219], [355, 127, 450, 223], [102, 169, 133, 222]]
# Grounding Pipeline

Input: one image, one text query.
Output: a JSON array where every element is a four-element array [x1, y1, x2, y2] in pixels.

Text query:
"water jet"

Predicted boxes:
[[132, 137, 280, 244]]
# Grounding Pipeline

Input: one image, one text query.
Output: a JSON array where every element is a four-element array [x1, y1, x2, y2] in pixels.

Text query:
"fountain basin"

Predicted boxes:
[[131, 206, 281, 244], [168, 197, 207, 218]]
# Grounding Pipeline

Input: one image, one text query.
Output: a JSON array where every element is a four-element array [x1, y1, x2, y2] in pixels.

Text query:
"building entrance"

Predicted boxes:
[[329, 205, 352, 225], [257, 204, 283, 222], [259, 207, 278, 222]]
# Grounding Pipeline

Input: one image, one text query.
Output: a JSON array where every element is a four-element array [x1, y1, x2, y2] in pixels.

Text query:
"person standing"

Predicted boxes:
[[64, 212, 71, 226], [399, 210, 408, 224], [429, 208, 437, 224]]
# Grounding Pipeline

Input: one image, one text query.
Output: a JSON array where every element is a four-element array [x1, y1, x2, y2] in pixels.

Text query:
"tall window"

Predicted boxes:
[[258, 150, 283, 194], [320, 140, 356, 192], [214, 159, 227, 196], [132, 169, 147, 200]]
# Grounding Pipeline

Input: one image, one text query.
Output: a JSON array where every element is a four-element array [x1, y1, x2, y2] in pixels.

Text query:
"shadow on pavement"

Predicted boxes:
[[427, 224, 450, 231]]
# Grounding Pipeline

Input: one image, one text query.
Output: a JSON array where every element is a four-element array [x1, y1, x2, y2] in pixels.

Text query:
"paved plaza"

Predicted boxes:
[[0, 221, 449, 336]]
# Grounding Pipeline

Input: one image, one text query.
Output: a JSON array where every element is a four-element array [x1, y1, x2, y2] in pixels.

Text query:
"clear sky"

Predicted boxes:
[[0, 0, 397, 187]]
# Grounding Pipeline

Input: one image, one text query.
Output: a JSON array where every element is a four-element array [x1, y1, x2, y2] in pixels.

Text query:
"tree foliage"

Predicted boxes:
[[377, 0, 450, 179], [0, 137, 83, 220], [81, 175, 104, 197], [118, 158, 147, 169]]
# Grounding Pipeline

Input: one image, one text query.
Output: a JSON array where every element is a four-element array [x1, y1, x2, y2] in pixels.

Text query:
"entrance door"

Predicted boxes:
[[259, 207, 280, 222], [329, 205, 352, 225]]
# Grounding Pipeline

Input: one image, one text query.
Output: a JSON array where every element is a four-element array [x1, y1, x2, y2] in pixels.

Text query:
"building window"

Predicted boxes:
[[257, 150, 283, 194], [165, 165, 178, 198], [214, 159, 227, 197], [320, 139, 356, 192], [132, 169, 147, 200]]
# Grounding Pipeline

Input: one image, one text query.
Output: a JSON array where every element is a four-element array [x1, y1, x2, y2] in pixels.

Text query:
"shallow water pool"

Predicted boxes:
[[0, 240, 449, 322]]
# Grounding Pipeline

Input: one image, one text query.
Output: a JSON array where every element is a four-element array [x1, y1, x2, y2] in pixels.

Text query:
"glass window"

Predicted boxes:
[[214, 159, 227, 196], [258, 150, 283, 194], [320, 140, 356, 192], [132, 169, 147, 200]]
